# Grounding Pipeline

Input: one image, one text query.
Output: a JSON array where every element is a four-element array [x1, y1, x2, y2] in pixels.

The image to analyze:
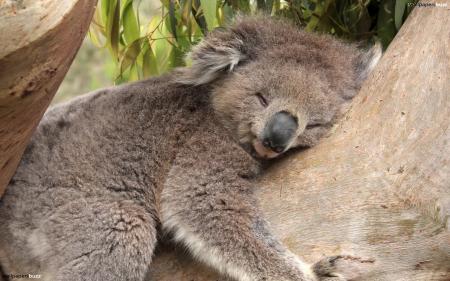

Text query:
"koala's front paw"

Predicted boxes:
[[313, 255, 375, 281]]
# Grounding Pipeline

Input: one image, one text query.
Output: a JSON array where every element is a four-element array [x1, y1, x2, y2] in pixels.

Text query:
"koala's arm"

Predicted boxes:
[[161, 131, 318, 281]]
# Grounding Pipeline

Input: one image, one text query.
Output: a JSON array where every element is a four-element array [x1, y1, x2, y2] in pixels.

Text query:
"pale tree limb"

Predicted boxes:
[[148, 4, 450, 281], [0, 0, 97, 196]]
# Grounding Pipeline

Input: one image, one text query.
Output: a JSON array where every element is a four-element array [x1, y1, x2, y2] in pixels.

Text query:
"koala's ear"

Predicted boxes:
[[356, 42, 383, 82], [175, 31, 247, 85]]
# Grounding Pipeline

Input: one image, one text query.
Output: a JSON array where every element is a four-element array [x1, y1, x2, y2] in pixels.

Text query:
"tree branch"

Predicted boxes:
[[0, 0, 98, 196]]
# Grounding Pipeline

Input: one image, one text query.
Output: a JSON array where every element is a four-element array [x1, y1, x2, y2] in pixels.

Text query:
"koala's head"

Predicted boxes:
[[177, 17, 381, 159]]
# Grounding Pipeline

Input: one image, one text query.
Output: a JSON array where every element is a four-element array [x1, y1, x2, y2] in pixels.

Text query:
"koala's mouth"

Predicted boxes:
[[247, 111, 299, 159], [252, 139, 281, 159]]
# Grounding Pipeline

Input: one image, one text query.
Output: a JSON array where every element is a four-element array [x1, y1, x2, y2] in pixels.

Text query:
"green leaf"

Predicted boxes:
[[119, 38, 142, 74], [122, 0, 140, 44], [394, 0, 407, 30], [168, 0, 178, 39], [160, 0, 170, 9], [256, 0, 266, 11], [227, 0, 250, 13], [129, 62, 139, 81], [88, 27, 105, 48], [266, 0, 274, 13], [89, 8, 107, 47], [92, 4, 106, 35], [142, 43, 159, 77], [377, 0, 397, 49], [101, 0, 110, 25], [257, 0, 274, 13], [221, 3, 234, 24], [170, 45, 185, 68], [273, 0, 280, 13], [192, 0, 208, 35], [200, 0, 217, 30], [105, 0, 121, 58], [190, 13, 206, 40], [181, 0, 193, 24], [148, 16, 173, 73], [305, 0, 333, 32]]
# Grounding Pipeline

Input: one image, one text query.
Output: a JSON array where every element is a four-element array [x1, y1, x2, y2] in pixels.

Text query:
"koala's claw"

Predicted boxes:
[[313, 255, 375, 281]]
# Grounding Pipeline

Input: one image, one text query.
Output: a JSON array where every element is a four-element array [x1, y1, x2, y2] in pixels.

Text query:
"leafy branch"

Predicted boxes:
[[90, 0, 414, 84]]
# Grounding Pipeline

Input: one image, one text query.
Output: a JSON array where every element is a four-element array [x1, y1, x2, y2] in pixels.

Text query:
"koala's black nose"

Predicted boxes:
[[262, 111, 298, 153]]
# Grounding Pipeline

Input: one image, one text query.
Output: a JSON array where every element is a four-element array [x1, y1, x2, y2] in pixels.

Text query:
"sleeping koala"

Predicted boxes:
[[0, 17, 381, 281]]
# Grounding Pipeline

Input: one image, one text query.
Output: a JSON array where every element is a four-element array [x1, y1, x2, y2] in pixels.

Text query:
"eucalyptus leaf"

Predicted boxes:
[[199, 0, 217, 30], [377, 0, 397, 49], [105, 0, 121, 59], [120, 38, 143, 74], [143, 44, 159, 77], [101, 0, 111, 24], [192, 0, 208, 35], [168, 0, 178, 39], [181, 0, 193, 25], [123, 0, 140, 44], [395, 0, 407, 30]]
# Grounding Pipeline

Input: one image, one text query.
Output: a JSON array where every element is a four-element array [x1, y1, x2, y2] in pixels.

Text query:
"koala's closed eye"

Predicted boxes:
[[305, 123, 323, 129], [255, 92, 269, 107]]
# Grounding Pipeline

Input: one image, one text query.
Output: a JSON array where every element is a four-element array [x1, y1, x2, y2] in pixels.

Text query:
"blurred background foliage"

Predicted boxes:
[[55, 0, 414, 103]]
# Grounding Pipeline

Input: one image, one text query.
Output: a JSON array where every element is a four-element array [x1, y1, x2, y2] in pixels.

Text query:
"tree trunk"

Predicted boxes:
[[148, 4, 450, 281], [0, 0, 97, 196]]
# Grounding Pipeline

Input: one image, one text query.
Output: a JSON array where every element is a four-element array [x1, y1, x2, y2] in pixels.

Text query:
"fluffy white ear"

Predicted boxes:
[[357, 42, 383, 82], [175, 33, 247, 85]]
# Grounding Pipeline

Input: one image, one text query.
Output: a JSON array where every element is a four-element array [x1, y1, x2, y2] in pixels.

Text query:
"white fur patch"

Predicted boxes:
[[27, 229, 51, 260], [27, 230, 55, 281], [359, 42, 383, 81], [365, 42, 382, 74], [287, 251, 318, 281], [161, 207, 254, 281]]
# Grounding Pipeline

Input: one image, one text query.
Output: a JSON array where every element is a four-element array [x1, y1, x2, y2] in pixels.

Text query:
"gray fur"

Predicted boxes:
[[0, 17, 380, 281]]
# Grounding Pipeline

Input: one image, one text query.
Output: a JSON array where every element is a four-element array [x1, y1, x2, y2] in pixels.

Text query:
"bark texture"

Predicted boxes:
[[148, 5, 450, 281], [0, 0, 97, 196]]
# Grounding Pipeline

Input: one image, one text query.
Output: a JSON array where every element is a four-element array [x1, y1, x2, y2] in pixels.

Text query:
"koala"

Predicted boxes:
[[0, 17, 381, 281]]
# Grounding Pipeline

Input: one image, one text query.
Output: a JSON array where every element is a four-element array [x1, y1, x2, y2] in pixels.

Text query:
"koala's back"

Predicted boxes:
[[0, 74, 210, 275]]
